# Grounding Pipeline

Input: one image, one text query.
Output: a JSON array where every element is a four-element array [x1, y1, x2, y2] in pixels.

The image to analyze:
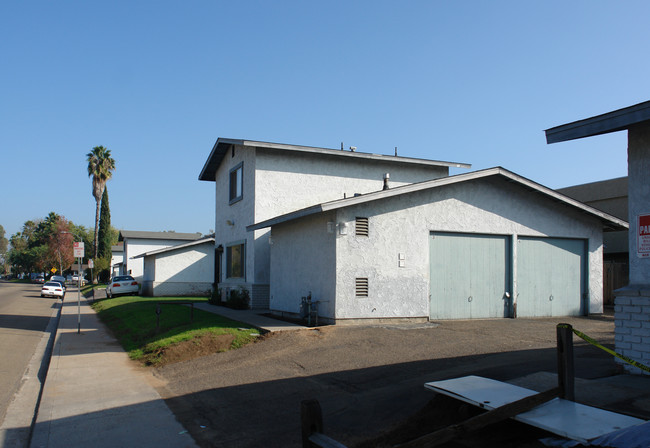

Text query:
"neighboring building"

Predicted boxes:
[[110, 243, 124, 277], [118, 230, 203, 283], [249, 167, 626, 324], [545, 100, 650, 375], [557, 177, 629, 305], [199, 138, 471, 309], [134, 236, 215, 297]]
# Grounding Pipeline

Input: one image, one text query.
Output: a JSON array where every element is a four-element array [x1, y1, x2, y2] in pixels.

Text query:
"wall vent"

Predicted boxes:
[[355, 277, 369, 297], [355, 217, 369, 237]]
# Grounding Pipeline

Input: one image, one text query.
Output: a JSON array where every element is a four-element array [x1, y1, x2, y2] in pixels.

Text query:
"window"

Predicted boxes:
[[355, 217, 369, 236], [226, 242, 245, 279], [229, 162, 243, 204]]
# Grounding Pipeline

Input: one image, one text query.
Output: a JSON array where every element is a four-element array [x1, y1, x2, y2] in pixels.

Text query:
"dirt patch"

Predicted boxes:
[[149, 333, 236, 367]]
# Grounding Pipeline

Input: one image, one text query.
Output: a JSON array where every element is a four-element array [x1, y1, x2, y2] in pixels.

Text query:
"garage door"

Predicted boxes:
[[429, 233, 511, 319], [516, 237, 586, 317]]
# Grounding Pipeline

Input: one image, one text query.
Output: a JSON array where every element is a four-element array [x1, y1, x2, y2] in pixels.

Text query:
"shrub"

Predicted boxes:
[[208, 287, 222, 305], [226, 287, 250, 310]]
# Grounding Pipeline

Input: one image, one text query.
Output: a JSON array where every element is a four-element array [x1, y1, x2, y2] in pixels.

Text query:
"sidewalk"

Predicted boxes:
[[30, 291, 197, 448], [192, 303, 307, 333]]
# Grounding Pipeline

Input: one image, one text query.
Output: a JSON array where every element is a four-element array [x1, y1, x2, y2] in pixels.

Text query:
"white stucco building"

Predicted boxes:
[[118, 230, 203, 283], [249, 168, 626, 324], [134, 236, 215, 297], [199, 138, 470, 309]]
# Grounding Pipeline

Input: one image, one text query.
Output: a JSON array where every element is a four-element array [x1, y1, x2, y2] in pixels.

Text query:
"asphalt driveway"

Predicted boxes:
[[151, 313, 620, 448]]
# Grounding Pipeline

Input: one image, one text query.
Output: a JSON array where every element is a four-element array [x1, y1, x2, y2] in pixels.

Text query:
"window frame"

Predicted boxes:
[[226, 240, 246, 280], [229, 162, 244, 204]]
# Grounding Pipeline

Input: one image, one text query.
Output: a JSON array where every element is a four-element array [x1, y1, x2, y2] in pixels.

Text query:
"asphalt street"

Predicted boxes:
[[0, 282, 59, 425]]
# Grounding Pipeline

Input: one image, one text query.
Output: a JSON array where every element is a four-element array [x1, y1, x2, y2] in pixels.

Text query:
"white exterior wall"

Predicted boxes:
[[124, 238, 193, 282], [142, 244, 214, 297], [269, 212, 337, 317], [269, 177, 604, 322], [110, 250, 123, 276]]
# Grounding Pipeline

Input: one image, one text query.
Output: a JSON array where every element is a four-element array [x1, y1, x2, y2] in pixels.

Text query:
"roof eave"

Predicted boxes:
[[545, 100, 650, 144]]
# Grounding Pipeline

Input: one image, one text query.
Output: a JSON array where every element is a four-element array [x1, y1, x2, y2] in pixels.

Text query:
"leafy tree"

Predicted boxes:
[[86, 145, 116, 261]]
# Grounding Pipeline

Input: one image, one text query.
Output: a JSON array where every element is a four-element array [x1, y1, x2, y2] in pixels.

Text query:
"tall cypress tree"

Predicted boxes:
[[97, 187, 112, 260]]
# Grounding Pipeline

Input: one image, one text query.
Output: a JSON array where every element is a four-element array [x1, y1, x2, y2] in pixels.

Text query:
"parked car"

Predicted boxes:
[[106, 275, 139, 298], [51, 275, 67, 287], [41, 281, 65, 299], [34, 275, 45, 284]]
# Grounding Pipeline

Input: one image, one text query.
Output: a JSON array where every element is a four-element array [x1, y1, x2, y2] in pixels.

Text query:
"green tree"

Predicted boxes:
[[98, 187, 112, 260], [86, 145, 116, 262], [0, 224, 8, 274]]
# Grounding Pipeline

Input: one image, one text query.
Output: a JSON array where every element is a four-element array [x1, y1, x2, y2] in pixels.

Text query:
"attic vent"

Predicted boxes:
[[355, 278, 369, 297], [355, 217, 369, 236]]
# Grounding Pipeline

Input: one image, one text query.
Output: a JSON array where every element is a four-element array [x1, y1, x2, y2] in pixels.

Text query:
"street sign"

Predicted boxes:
[[88, 259, 94, 269], [51, 267, 57, 273], [73, 241, 84, 258]]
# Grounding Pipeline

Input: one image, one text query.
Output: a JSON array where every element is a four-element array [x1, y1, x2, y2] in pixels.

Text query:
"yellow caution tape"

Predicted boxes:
[[557, 324, 650, 373]]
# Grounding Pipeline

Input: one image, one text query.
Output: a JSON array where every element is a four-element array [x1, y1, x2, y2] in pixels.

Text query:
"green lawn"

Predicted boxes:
[[91, 296, 260, 365]]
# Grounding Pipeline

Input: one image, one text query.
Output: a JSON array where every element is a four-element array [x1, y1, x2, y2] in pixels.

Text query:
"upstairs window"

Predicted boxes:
[[229, 162, 243, 204]]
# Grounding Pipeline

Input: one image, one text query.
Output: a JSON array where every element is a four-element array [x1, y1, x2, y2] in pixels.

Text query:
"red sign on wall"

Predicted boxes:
[[638, 214, 650, 258]]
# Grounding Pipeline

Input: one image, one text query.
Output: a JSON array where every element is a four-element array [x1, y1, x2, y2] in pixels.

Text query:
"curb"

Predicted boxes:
[[0, 297, 63, 448]]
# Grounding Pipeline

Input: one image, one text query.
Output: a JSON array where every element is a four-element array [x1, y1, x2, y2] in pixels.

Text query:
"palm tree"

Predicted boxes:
[[86, 146, 116, 263]]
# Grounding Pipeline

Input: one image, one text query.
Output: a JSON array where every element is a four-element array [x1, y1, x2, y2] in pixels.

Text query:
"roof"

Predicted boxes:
[[132, 236, 215, 259], [118, 230, 203, 242], [247, 167, 628, 232], [198, 138, 471, 181], [545, 100, 650, 144]]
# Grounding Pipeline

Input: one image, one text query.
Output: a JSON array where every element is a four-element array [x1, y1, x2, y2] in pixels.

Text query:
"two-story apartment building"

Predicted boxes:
[[199, 138, 471, 308]]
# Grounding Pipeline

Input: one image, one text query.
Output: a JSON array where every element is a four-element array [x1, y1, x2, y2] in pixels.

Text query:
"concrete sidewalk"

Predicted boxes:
[[30, 292, 197, 448], [192, 302, 307, 333]]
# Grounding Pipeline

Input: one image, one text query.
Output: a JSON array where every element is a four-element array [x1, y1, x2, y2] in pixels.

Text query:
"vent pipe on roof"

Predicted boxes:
[[383, 173, 390, 190], [341, 142, 344, 150], [395, 146, 398, 156]]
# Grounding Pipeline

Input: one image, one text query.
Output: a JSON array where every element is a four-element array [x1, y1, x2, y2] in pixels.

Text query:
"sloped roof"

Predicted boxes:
[[132, 236, 215, 259], [198, 138, 471, 181], [247, 167, 628, 232], [118, 230, 202, 242]]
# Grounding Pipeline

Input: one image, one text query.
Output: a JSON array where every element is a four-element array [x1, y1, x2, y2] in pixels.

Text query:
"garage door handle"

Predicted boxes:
[[468, 296, 473, 302]]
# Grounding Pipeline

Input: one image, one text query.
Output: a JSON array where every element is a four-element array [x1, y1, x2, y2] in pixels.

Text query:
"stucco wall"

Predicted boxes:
[[214, 145, 256, 287], [269, 176, 604, 321], [141, 243, 214, 297], [124, 238, 192, 282], [269, 212, 337, 318]]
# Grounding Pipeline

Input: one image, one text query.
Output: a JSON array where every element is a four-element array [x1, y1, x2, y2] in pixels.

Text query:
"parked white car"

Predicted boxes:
[[41, 281, 65, 299], [106, 275, 139, 298], [51, 275, 67, 288]]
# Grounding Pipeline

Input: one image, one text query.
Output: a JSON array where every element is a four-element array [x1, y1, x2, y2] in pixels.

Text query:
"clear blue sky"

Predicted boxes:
[[1, 1, 647, 239]]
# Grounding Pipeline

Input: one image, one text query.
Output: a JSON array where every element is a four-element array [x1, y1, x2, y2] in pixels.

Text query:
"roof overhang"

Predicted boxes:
[[198, 138, 471, 181], [545, 100, 650, 144], [132, 237, 215, 259], [247, 167, 628, 232]]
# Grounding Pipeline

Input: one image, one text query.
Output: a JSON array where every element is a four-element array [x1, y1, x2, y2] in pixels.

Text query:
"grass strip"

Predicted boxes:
[[91, 296, 260, 365]]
